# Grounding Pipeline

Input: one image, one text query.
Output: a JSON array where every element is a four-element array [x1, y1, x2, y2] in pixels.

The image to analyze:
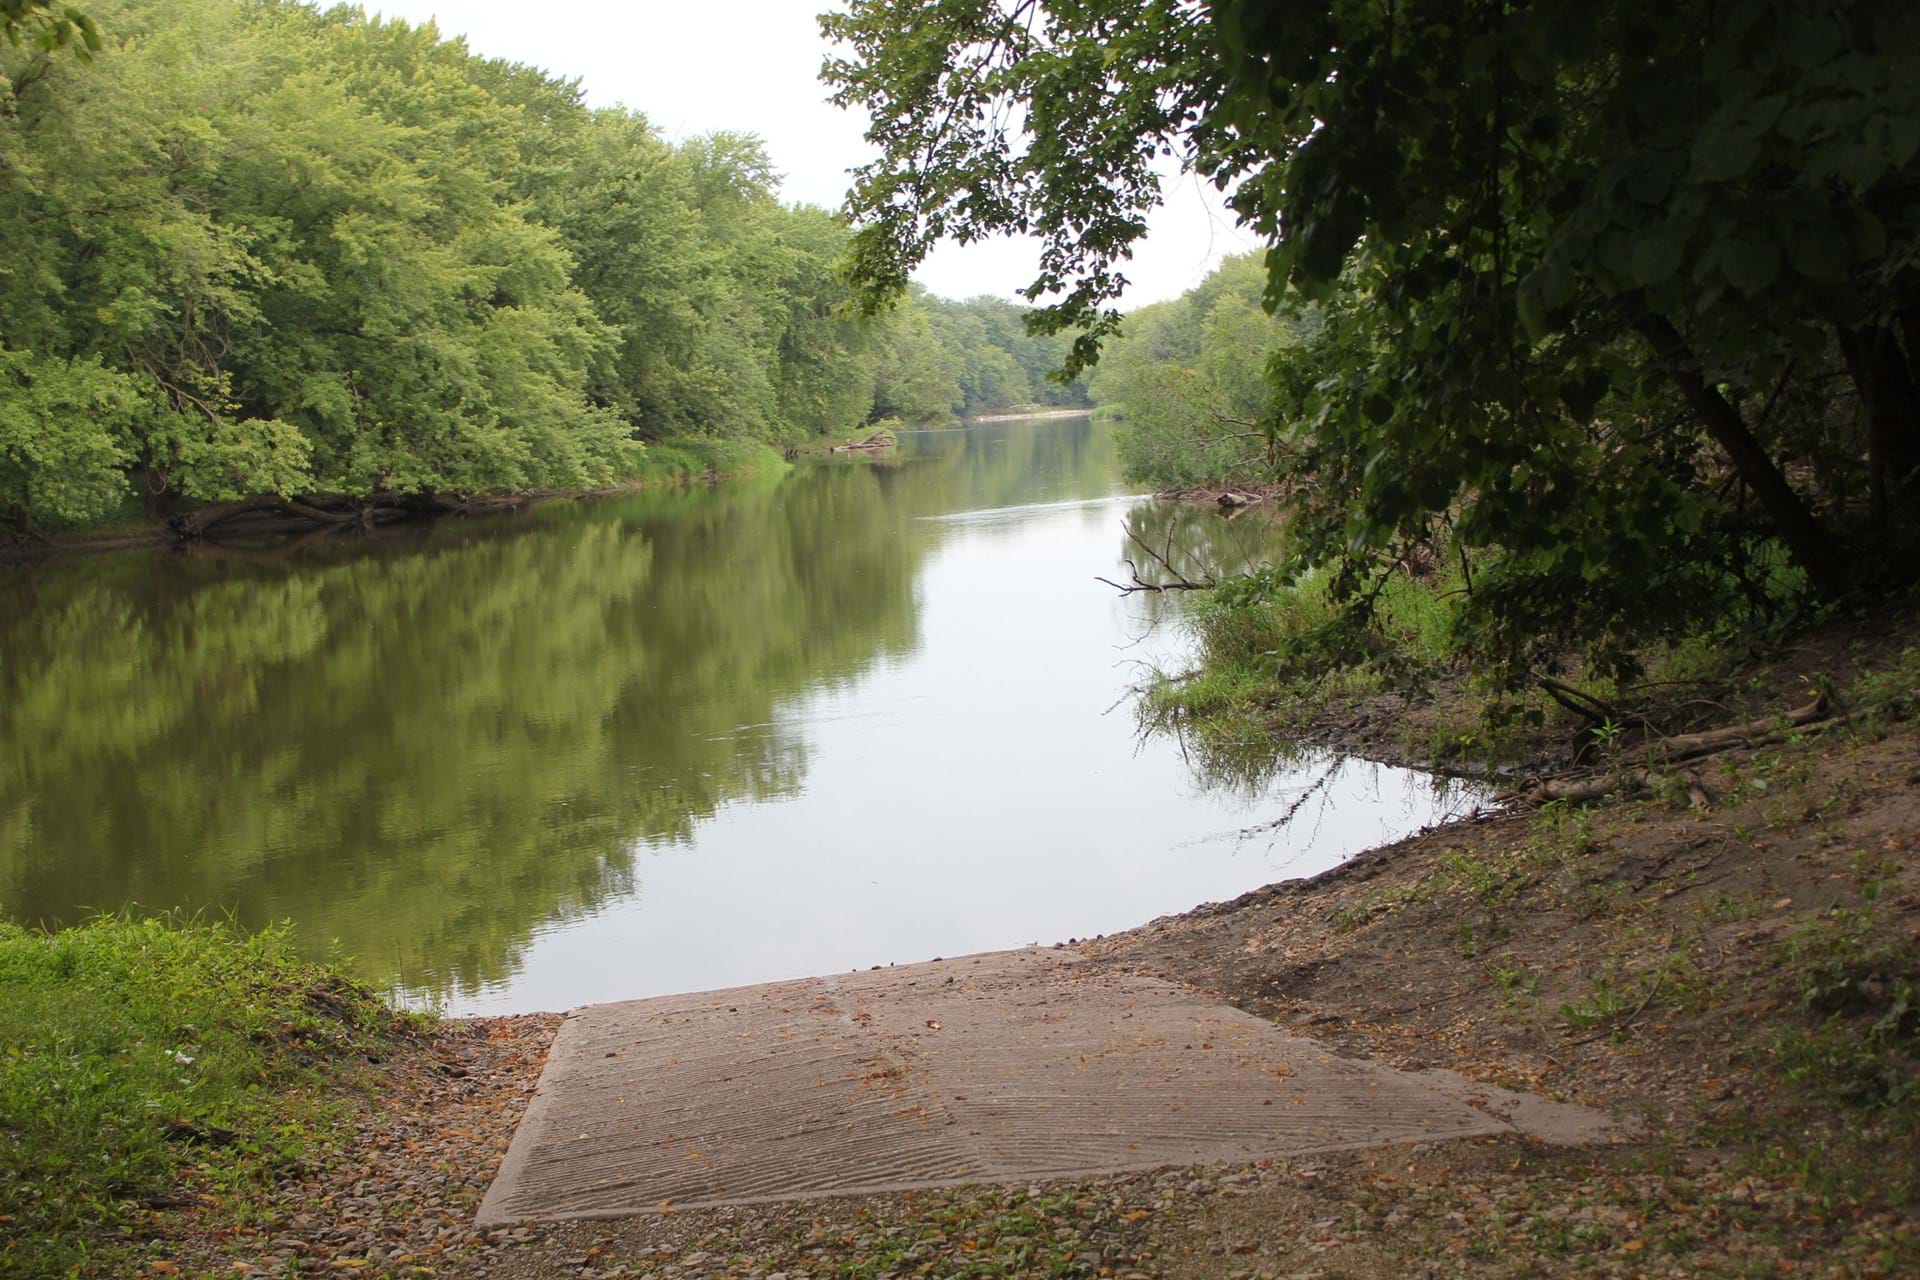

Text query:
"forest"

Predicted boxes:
[[0, 0, 1086, 535]]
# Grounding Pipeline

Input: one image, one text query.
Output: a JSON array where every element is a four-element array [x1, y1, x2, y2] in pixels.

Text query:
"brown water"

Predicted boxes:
[[0, 416, 1473, 1012]]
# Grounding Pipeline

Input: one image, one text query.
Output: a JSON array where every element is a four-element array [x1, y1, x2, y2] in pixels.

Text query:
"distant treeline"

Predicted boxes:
[[0, 0, 1085, 529]]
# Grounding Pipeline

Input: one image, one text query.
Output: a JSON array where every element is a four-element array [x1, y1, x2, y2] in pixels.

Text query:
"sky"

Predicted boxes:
[[369, 0, 1264, 307]]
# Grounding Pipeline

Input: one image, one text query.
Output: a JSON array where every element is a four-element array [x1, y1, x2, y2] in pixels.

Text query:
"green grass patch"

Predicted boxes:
[[0, 916, 402, 1278], [622, 437, 789, 486]]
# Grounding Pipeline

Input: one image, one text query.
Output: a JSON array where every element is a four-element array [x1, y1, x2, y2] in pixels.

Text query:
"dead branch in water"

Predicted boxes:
[[1096, 524, 1217, 595]]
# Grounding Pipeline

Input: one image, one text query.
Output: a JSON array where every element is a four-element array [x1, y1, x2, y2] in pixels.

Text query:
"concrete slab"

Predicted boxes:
[[478, 949, 1613, 1225]]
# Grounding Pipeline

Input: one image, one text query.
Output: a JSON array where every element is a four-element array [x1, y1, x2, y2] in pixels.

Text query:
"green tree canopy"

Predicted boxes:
[[0, 0, 1082, 531], [825, 0, 1920, 680]]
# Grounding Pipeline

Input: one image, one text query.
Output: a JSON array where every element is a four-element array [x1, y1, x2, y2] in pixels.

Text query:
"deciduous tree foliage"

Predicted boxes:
[[826, 0, 1920, 680], [1089, 253, 1311, 487], [0, 0, 1072, 529], [0, 0, 98, 60]]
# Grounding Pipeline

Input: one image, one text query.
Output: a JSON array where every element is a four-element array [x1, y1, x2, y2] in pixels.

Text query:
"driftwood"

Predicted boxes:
[[829, 430, 896, 453], [1503, 694, 1833, 808]]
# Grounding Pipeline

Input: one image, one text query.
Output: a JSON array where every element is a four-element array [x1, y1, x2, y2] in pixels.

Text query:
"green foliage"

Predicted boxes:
[[0, 914, 393, 1277], [923, 293, 1091, 415], [0, 0, 99, 61], [1196, 559, 1460, 690], [1847, 646, 1920, 723], [625, 436, 789, 486], [0, 351, 142, 525], [1090, 254, 1307, 488], [826, 0, 1920, 686], [0, 0, 1077, 529]]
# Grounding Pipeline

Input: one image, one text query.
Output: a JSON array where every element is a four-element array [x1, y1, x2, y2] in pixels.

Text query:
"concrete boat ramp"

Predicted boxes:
[[478, 948, 1613, 1225]]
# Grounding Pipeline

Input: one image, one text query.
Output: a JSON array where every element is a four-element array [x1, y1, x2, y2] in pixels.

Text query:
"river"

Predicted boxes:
[[0, 415, 1472, 1013]]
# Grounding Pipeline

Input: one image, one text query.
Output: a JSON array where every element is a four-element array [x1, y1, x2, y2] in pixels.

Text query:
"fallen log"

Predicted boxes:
[[829, 429, 897, 453], [1502, 695, 1836, 808], [1653, 692, 1827, 762]]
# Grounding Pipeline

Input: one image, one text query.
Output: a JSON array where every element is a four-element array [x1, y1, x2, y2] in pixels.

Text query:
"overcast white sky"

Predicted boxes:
[[369, 0, 1263, 307]]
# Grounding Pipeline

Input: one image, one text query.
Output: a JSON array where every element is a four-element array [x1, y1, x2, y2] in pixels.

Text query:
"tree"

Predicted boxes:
[[1088, 253, 1305, 487], [1, 1, 98, 61], [824, 0, 1920, 678]]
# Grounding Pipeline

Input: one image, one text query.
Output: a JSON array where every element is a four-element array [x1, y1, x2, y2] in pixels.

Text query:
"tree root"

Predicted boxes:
[[171, 491, 464, 539]]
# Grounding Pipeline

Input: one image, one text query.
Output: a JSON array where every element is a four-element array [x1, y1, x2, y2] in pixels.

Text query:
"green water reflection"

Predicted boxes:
[[2, 416, 1200, 996]]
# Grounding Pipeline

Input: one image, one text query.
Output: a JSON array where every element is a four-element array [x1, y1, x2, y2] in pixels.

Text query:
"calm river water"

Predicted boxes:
[[0, 415, 1472, 1013]]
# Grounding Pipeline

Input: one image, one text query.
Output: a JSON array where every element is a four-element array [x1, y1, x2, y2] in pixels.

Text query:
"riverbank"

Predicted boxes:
[[0, 438, 789, 563], [32, 627, 1905, 1277]]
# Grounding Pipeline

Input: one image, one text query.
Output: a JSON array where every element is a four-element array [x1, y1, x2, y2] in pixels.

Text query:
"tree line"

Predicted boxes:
[[0, 0, 1085, 532], [828, 0, 1920, 684]]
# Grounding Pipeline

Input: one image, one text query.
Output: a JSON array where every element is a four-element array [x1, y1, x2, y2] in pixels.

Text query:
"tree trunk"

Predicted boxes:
[[1634, 313, 1838, 592], [173, 494, 360, 538], [1839, 323, 1920, 526], [1898, 306, 1920, 399]]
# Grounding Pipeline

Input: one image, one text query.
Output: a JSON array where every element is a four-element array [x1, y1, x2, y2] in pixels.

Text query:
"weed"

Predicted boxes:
[[1846, 647, 1920, 724], [1850, 847, 1897, 901], [0, 915, 398, 1277], [1560, 969, 1637, 1032], [1490, 956, 1538, 1005], [1435, 850, 1517, 903], [1771, 910, 1920, 1107], [832, 1189, 1106, 1280]]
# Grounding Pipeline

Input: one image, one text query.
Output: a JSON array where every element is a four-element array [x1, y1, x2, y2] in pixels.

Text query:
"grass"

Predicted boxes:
[[0, 915, 402, 1278], [622, 436, 790, 486], [1139, 558, 1575, 778]]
